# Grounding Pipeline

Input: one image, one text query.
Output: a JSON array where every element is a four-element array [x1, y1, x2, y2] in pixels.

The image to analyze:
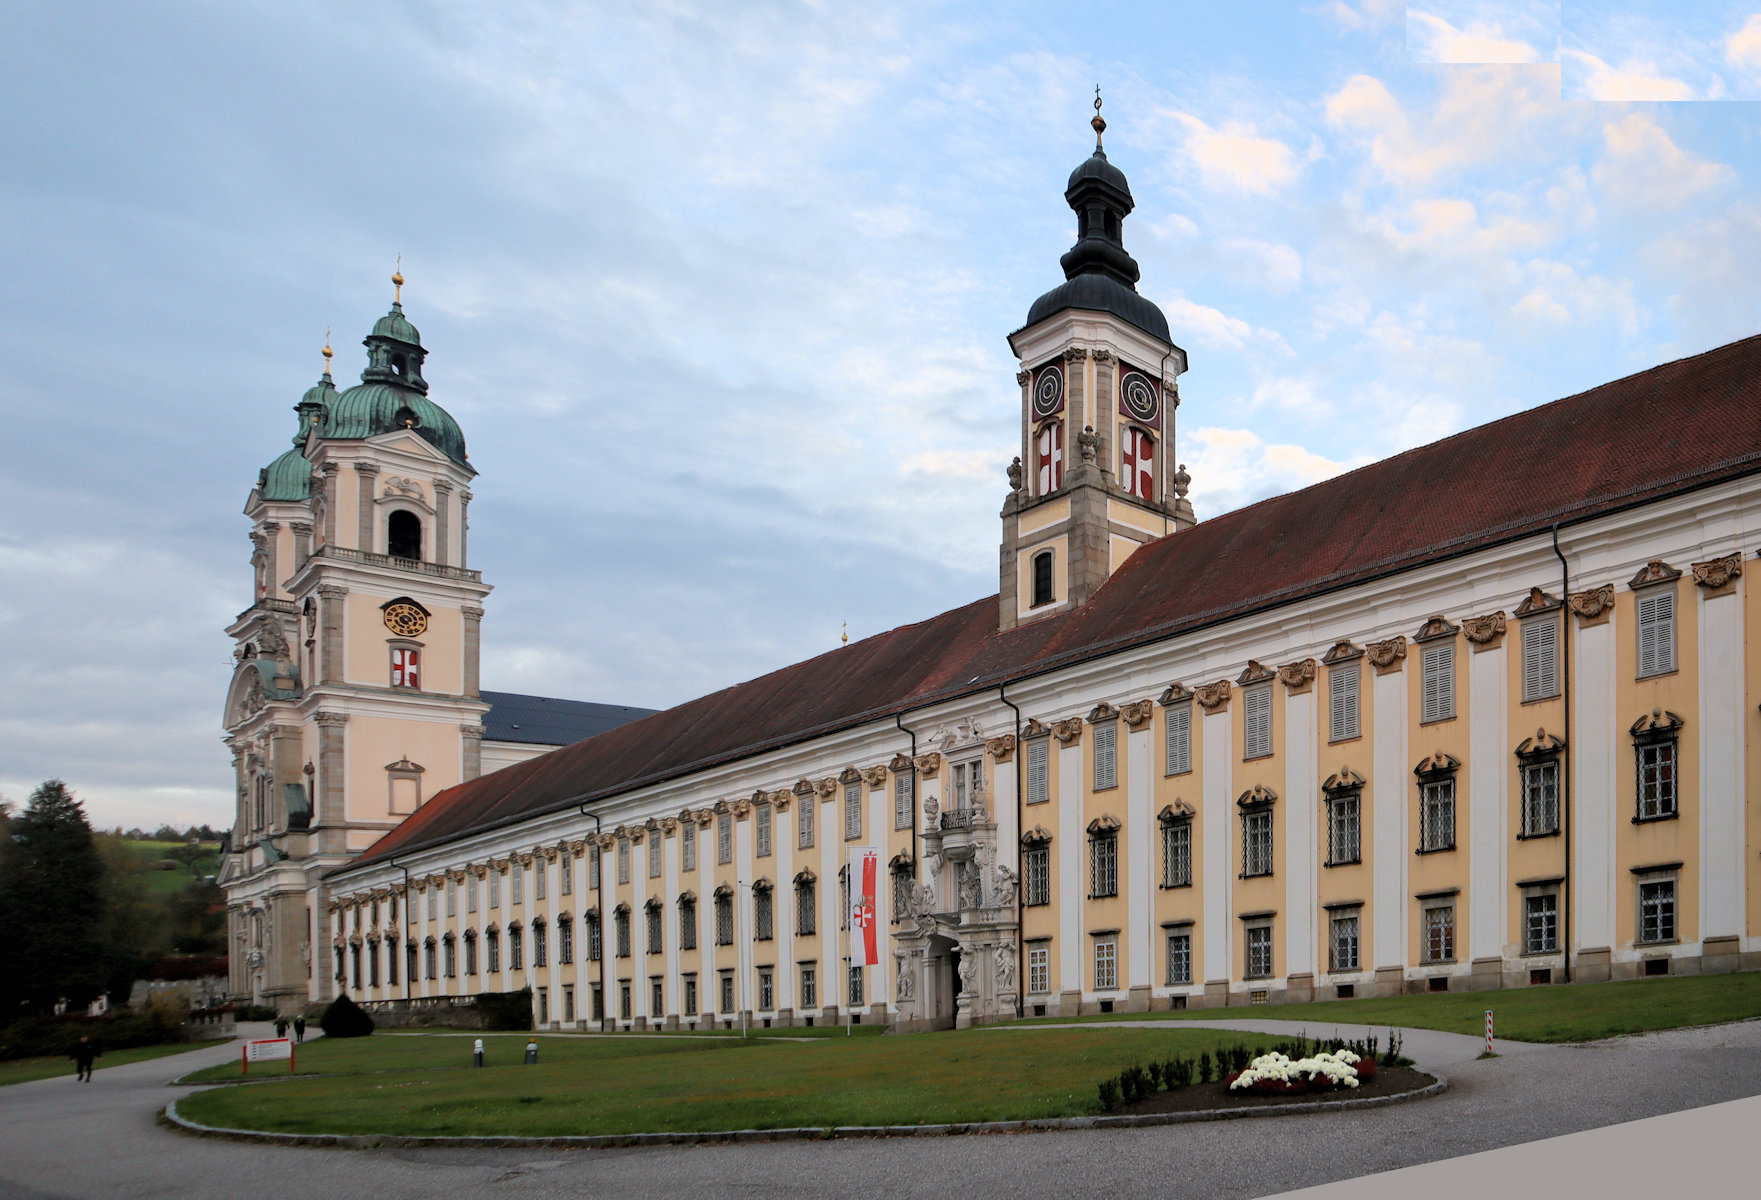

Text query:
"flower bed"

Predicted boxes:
[[1225, 1049, 1375, 1095]]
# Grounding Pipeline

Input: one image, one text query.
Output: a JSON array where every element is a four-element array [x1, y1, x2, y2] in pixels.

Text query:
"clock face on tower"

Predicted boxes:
[[1119, 370, 1160, 423], [382, 602, 429, 638], [1032, 363, 1065, 420]]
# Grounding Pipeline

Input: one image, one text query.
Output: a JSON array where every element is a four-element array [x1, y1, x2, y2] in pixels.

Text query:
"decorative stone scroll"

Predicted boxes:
[[1157, 682, 1193, 706], [1050, 718, 1084, 745], [1513, 587, 1560, 617], [862, 765, 891, 786], [839, 765, 863, 784], [889, 751, 913, 774], [1063, 346, 1090, 363], [1462, 611, 1506, 650], [1515, 728, 1566, 759], [1693, 553, 1742, 594], [1236, 660, 1274, 687], [767, 789, 793, 812], [1629, 709, 1685, 740], [814, 777, 838, 799], [1120, 700, 1155, 729], [1020, 825, 1053, 846], [1413, 751, 1461, 779], [1413, 616, 1459, 642], [1016, 368, 1032, 386], [1366, 636, 1406, 674], [1086, 702, 1118, 724], [1194, 680, 1231, 711], [1321, 766, 1365, 794], [913, 752, 942, 778], [1022, 717, 1052, 738], [1236, 783, 1277, 808], [1276, 659, 1317, 692], [983, 735, 1018, 762], [1086, 814, 1122, 834], [1628, 560, 1682, 590], [1569, 584, 1615, 625], [1157, 800, 1195, 821]]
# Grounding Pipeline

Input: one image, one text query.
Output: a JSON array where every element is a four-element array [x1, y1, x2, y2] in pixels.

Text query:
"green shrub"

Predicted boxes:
[[1197, 1050, 1213, 1083], [1097, 1078, 1121, 1112], [1170, 1056, 1194, 1087], [475, 988, 535, 1031], [1144, 1061, 1163, 1090], [318, 994, 375, 1039], [234, 1004, 278, 1022]]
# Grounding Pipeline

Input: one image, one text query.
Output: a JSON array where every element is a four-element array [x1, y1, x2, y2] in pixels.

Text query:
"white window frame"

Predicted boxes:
[[1638, 877, 1677, 944], [1027, 737, 1051, 803], [1027, 942, 1050, 994], [844, 781, 862, 840], [798, 793, 815, 849], [648, 835, 661, 879], [1089, 830, 1118, 897], [1159, 817, 1191, 887], [1329, 910, 1360, 973], [1092, 721, 1118, 790], [1244, 922, 1273, 979], [1421, 641, 1456, 723], [1329, 663, 1360, 742], [717, 812, 732, 864], [1243, 683, 1272, 760], [1637, 739, 1678, 820], [1241, 808, 1274, 877], [681, 822, 696, 871], [1326, 792, 1361, 865], [799, 965, 817, 1010], [1520, 759, 1560, 836], [1164, 928, 1192, 985], [1024, 843, 1051, 905], [894, 769, 914, 829], [1524, 892, 1558, 955], [1093, 937, 1118, 991], [1164, 701, 1192, 775], [1521, 617, 1559, 702], [616, 838, 629, 885], [1420, 778, 1456, 851], [755, 803, 772, 857], [1422, 902, 1455, 964], [1636, 586, 1677, 678]]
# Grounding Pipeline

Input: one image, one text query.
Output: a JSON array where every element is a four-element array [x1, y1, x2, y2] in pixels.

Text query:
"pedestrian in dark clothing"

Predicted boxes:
[[274, 1017, 289, 1040], [70, 1037, 99, 1083], [293, 1015, 306, 1044]]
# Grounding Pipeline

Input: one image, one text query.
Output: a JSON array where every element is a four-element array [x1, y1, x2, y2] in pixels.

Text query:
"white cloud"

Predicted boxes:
[[1317, 0, 1403, 30], [1593, 112, 1733, 211], [1165, 111, 1302, 194], [1222, 238, 1304, 292], [1408, 12, 1543, 63], [1511, 259, 1640, 335], [1563, 49, 1697, 101], [1728, 14, 1761, 71], [1160, 294, 1291, 353], [1183, 425, 1367, 516]]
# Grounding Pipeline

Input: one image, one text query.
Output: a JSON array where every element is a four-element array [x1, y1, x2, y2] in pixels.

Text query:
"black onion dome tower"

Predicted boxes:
[[1000, 93, 1192, 633]]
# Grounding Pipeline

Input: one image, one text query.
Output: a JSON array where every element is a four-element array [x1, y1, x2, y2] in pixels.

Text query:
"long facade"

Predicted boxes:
[[310, 124, 1761, 1031]]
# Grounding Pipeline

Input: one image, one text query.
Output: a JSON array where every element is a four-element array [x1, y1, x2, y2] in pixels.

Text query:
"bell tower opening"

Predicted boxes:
[[387, 509, 422, 560]]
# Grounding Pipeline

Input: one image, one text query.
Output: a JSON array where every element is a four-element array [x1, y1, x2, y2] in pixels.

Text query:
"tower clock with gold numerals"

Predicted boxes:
[[382, 599, 429, 637]]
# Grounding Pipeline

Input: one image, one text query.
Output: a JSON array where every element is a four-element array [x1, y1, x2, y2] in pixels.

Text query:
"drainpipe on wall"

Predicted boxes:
[[998, 684, 1024, 1019], [895, 713, 920, 885], [578, 803, 606, 1029], [1551, 524, 1573, 985], [393, 859, 413, 1003]]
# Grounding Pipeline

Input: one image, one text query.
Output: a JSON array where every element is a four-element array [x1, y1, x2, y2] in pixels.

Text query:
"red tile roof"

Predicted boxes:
[[342, 332, 1761, 873]]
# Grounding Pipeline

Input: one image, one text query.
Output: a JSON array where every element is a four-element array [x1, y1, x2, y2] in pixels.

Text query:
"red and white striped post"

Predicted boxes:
[[1484, 1009, 1494, 1052]]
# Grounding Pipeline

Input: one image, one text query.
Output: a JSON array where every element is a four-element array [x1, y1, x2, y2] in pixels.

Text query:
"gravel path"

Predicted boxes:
[[1, 1019, 1757, 1200]]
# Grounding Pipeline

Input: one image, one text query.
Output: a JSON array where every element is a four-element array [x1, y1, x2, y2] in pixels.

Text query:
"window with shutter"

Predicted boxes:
[[799, 794, 814, 848], [756, 803, 771, 856], [1637, 589, 1676, 677], [1421, 642, 1455, 723], [894, 770, 913, 828], [1093, 721, 1118, 790], [1329, 664, 1359, 742], [1243, 683, 1272, 759], [1521, 618, 1559, 702], [1026, 737, 1050, 803], [1164, 702, 1192, 775], [844, 782, 862, 839]]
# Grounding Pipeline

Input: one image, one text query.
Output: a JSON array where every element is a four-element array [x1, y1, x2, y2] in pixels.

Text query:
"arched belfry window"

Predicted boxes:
[[387, 509, 422, 560], [1032, 550, 1054, 608]]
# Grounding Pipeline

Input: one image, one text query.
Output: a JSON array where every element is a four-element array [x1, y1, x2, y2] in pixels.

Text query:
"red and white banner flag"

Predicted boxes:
[[850, 846, 881, 968]]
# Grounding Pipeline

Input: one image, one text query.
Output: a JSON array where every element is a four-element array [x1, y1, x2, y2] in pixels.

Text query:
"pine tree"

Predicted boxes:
[[0, 781, 109, 1016]]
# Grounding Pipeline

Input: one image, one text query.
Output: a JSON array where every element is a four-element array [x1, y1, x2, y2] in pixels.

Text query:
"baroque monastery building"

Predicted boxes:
[[233, 113, 1761, 1026]]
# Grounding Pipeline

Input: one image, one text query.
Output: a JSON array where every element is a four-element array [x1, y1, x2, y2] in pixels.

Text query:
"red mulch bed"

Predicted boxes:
[[1111, 1064, 1436, 1115]]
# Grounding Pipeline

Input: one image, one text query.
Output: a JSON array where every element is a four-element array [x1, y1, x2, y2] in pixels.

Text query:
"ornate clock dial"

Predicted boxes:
[[383, 602, 428, 637], [1032, 363, 1065, 420], [1119, 370, 1160, 423]]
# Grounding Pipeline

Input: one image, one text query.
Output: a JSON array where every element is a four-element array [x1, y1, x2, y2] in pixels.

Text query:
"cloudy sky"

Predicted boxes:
[[4, 0, 1760, 831]]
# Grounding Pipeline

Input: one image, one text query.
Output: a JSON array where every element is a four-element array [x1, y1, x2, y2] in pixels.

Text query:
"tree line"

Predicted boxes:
[[0, 781, 226, 1019]]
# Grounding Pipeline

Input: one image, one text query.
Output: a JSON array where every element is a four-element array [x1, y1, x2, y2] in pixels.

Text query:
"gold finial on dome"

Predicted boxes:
[[322, 327, 333, 376], [392, 253, 404, 303], [841, 621, 849, 647], [1091, 85, 1106, 151]]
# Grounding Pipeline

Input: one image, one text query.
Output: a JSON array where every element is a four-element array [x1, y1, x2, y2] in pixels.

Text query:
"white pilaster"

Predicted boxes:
[[1699, 581, 1746, 940], [776, 808, 794, 1013], [664, 829, 680, 1019], [1126, 719, 1152, 989], [1371, 666, 1408, 968], [1058, 740, 1083, 994], [1201, 706, 1232, 984], [1574, 618, 1617, 952], [1283, 687, 1317, 978], [820, 796, 837, 1011], [735, 816, 753, 1017], [1468, 642, 1508, 962]]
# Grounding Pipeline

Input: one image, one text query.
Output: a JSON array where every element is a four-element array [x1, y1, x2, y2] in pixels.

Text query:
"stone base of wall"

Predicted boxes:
[[360, 999, 489, 1029], [1575, 946, 1612, 982]]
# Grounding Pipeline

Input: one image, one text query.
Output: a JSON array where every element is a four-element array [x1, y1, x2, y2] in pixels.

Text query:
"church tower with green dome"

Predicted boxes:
[[221, 272, 495, 1011]]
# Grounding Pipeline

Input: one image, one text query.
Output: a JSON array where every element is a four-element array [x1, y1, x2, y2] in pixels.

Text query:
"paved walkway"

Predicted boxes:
[[0, 1018, 1756, 1199]]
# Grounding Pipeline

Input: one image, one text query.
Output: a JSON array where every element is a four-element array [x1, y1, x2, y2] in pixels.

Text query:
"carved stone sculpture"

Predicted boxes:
[[996, 944, 1016, 990], [992, 864, 1018, 909], [958, 946, 979, 995], [959, 861, 983, 909], [1078, 425, 1099, 465]]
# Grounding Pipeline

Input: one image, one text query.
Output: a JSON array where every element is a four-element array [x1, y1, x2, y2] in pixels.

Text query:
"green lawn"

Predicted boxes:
[[176, 1026, 1262, 1137], [1, 1039, 228, 1087], [1020, 970, 1761, 1043]]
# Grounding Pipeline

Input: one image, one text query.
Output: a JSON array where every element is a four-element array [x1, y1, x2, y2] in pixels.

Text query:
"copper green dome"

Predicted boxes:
[[371, 302, 421, 346], [323, 382, 468, 465], [258, 446, 314, 501]]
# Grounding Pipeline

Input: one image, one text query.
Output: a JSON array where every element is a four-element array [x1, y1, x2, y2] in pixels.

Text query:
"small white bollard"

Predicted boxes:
[[473, 1038, 485, 1067], [1485, 1009, 1494, 1053]]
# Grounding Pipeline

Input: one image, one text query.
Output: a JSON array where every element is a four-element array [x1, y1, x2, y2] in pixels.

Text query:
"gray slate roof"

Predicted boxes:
[[480, 690, 658, 747]]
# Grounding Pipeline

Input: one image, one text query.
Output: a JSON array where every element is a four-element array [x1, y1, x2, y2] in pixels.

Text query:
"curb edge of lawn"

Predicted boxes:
[[159, 1072, 1447, 1150]]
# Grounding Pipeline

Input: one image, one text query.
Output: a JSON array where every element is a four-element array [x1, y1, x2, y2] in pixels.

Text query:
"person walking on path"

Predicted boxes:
[[69, 1037, 100, 1083], [274, 1016, 289, 1040], [292, 1015, 306, 1044]]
